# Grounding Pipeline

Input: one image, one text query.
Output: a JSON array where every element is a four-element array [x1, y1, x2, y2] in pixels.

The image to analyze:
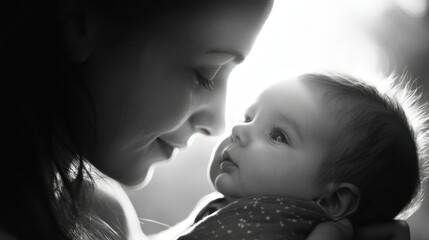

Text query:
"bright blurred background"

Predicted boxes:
[[127, 0, 429, 239]]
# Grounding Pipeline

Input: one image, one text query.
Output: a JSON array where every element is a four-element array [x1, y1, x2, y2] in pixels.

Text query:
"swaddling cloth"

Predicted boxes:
[[178, 195, 332, 240]]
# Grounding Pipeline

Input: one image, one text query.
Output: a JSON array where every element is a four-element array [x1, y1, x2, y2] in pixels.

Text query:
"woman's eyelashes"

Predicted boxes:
[[195, 70, 215, 90], [269, 127, 289, 144], [194, 65, 223, 90]]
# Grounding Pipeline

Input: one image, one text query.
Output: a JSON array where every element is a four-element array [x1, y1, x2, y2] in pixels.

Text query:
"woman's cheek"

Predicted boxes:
[[153, 87, 195, 131]]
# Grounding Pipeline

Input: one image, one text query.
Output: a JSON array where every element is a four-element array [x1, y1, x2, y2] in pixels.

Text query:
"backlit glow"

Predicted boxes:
[[133, 0, 423, 235], [225, 0, 389, 131]]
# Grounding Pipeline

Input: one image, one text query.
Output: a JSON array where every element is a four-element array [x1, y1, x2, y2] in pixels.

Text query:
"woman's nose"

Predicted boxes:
[[190, 87, 227, 136], [231, 124, 250, 146]]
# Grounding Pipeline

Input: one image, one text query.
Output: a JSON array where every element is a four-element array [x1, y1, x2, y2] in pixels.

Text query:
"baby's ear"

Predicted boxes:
[[316, 183, 361, 220]]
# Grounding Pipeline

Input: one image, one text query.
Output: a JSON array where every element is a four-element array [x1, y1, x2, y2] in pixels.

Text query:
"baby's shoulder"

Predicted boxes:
[[178, 196, 333, 240], [224, 195, 332, 222]]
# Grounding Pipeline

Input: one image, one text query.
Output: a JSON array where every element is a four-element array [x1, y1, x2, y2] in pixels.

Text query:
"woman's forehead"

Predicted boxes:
[[105, 0, 273, 17]]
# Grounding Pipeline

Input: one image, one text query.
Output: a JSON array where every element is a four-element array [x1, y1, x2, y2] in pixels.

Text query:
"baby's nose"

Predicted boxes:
[[231, 124, 250, 146]]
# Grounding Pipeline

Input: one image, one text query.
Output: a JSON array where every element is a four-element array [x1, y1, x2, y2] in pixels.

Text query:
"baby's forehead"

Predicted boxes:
[[256, 79, 324, 106], [258, 79, 300, 98], [257, 79, 341, 134]]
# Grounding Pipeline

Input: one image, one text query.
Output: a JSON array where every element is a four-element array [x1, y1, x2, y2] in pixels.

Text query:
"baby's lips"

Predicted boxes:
[[222, 149, 232, 161], [221, 146, 237, 165], [214, 136, 235, 163]]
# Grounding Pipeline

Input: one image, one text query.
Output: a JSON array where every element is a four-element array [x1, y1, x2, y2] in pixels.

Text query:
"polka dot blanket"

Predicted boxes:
[[177, 196, 332, 240]]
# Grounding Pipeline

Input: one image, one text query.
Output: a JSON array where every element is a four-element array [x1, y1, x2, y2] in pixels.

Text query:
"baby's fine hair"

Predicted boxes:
[[300, 72, 429, 226]]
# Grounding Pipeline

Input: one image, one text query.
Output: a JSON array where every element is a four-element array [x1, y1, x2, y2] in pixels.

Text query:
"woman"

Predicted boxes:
[[0, 0, 410, 239]]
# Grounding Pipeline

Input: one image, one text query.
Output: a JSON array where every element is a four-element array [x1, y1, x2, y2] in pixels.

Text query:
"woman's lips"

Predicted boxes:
[[157, 138, 175, 158]]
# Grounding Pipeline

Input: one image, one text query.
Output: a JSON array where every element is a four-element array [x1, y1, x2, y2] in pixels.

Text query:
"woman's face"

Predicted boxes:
[[80, 1, 272, 187]]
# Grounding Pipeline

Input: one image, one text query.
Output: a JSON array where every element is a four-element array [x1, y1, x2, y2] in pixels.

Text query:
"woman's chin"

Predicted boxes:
[[120, 166, 155, 190], [109, 144, 173, 186]]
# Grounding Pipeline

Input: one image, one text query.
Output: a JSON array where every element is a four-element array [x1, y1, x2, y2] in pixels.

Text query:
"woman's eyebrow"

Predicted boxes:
[[206, 49, 245, 64]]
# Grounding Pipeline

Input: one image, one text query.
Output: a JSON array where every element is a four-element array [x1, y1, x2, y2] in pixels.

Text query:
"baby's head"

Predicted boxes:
[[209, 72, 428, 226]]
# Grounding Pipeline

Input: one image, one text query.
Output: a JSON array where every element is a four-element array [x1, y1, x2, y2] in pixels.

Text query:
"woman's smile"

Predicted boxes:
[[156, 138, 176, 159], [155, 136, 188, 159]]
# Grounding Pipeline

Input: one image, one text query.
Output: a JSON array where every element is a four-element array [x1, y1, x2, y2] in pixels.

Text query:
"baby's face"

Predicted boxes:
[[209, 79, 339, 200]]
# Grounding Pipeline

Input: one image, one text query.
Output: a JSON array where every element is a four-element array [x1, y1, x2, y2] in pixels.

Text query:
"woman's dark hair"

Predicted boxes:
[[0, 1, 221, 238], [0, 0, 111, 239]]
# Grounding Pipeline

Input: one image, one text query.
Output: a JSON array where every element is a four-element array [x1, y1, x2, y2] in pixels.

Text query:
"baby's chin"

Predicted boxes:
[[213, 173, 243, 200]]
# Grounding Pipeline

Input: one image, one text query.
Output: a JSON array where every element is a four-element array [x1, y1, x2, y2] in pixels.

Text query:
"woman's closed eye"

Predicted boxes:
[[194, 65, 223, 90], [269, 127, 289, 144]]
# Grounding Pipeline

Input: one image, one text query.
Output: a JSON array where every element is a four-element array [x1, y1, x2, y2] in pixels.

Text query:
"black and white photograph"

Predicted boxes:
[[1, 0, 428, 239]]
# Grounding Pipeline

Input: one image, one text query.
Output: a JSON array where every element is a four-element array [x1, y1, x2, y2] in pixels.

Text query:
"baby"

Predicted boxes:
[[175, 72, 428, 240]]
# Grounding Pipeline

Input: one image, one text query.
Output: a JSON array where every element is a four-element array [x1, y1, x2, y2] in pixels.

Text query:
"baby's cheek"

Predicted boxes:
[[240, 164, 279, 195]]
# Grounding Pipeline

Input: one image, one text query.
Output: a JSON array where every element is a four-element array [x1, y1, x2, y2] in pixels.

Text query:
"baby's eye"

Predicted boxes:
[[270, 127, 289, 144]]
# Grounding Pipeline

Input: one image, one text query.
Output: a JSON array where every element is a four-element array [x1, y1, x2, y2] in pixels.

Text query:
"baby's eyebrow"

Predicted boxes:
[[206, 49, 245, 64]]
